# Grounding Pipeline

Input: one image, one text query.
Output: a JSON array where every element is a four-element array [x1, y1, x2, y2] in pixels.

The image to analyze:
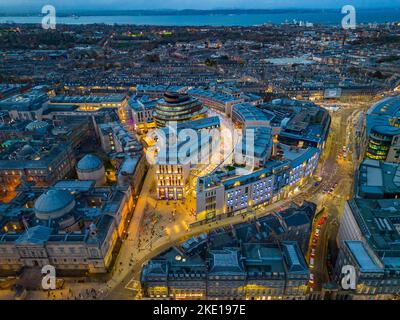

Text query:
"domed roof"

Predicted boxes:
[[18, 144, 35, 156], [76, 154, 103, 172], [25, 120, 49, 132], [163, 92, 190, 103], [34, 189, 75, 220]]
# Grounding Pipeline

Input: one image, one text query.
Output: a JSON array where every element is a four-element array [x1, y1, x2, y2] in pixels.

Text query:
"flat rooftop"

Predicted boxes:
[[348, 198, 400, 258], [0, 89, 48, 111], [188, 88, 242, 104], [176, 116, 220, 131], [50, 94, 126, 104], [233, 103, 275, 123], [344, 241, 383, 273], [358, 159, 400, 197], [0, 139, 70, 170]]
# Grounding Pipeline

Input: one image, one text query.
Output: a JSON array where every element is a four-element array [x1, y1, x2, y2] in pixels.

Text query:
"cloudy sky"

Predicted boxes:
[[0, 0, 399, 11]]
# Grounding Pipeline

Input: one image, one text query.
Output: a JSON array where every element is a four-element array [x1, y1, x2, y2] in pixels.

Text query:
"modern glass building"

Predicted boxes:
[[365, 96, 400, 162], [153, 92, 207, 127], [366, 125, 400, 161]]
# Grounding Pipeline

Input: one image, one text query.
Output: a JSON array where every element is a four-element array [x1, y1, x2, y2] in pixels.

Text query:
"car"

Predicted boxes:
[[309, 274, 315, 284], [311, 248, 316, 256], [315, 229, 320, 236], [309, 258, 315, 268]]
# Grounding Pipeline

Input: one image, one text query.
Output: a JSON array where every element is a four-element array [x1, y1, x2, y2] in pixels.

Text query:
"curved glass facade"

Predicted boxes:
[[154, 92, 207, 127], [366, 127, 393, 160]]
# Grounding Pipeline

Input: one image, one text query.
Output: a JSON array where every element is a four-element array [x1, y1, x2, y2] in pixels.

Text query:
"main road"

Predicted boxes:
[[307, 98, 377, 292]]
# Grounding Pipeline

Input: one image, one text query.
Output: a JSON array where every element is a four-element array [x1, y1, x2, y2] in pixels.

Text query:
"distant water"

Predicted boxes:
[[1, 9, 400, 26]]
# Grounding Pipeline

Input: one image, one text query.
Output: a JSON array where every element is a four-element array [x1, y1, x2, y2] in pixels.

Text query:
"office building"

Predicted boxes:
[[128, 95, 157, 132], [335, 198, 400, 299], [0, 87, 49, 121], [141, 228, 309, 300], [153, 92, 208, 128], [196, 148, 319, 222], [116, 154, 148, 197], [98, 122, 143, 155], [187, 88, 244, 117], [232, 103, 274, 129], [366, 96, 400, 163], [357, 159, 400, 198], [49, 94, 128, 111]]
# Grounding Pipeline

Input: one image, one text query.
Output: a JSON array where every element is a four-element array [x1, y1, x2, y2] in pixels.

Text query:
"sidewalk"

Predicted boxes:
[[26, 282, 107, 300]]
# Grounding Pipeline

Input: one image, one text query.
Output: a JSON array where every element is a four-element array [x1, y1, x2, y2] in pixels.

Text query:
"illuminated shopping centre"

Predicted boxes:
[[145, 85, 331, 222]]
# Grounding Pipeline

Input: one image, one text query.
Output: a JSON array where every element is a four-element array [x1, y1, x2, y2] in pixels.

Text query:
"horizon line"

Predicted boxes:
[[2, 7, 400, 13]]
